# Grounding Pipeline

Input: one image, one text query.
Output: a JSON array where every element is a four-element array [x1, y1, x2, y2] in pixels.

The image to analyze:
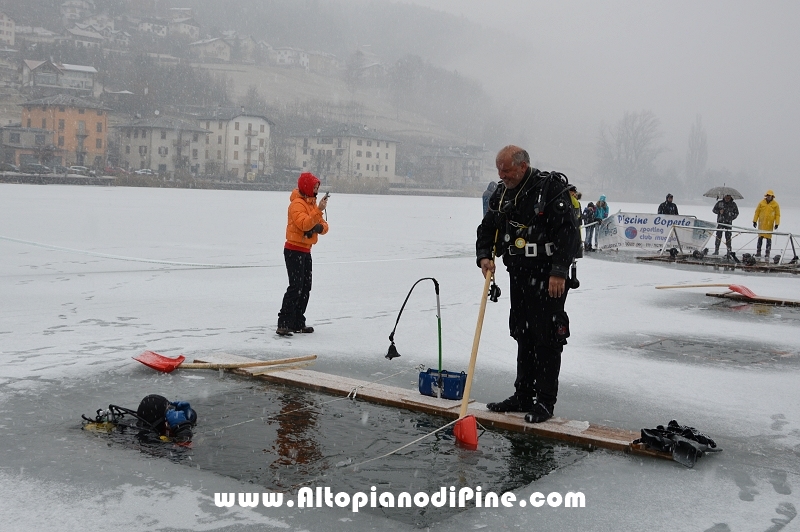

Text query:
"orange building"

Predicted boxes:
[[21, 94, 109, 167]]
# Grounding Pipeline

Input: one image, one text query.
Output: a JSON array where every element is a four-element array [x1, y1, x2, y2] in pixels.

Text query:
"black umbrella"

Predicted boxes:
[[703, 186, 743, 200]]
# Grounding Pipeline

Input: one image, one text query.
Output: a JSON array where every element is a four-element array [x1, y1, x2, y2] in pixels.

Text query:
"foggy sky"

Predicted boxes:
[[409, 0, 800, 196]]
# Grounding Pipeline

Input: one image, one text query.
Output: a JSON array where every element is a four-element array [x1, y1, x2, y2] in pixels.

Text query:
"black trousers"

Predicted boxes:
[[507, 265, 569, 407], [756, 236, 772, 255], [278, 249, 312, 329], [715, 225, 732, 250]]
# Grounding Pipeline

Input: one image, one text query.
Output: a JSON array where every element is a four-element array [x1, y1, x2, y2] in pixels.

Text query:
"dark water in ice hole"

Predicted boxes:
[[96, 382, 586, 527]]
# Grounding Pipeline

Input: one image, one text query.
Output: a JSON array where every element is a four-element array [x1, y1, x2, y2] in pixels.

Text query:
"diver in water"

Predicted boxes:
[[83, 394, 197, 443]]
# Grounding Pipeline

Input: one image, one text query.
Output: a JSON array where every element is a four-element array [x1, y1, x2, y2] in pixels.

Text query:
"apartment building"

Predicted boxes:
[[196, 108, 273, 179], [189, 38, 232, 62], [63, 27, 104, 48], [21, 94, 109, 167], [0, 11, 14, 46], [115, 116, 209, 175], [290, 124, 398, 181], [168, 18, 199, 40], [0, 126, 59, 166], [418, 146, 487, 187], [22, 60, 98, 96]]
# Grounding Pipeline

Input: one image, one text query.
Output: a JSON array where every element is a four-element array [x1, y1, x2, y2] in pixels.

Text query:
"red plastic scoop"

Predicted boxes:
[[133, 351, 186, 372], [728, 284, 757, 298], [454, 415, 478, 450]]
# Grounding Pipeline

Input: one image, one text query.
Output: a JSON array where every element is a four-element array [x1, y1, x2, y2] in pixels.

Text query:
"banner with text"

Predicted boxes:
[[597, 212, 716, 252]]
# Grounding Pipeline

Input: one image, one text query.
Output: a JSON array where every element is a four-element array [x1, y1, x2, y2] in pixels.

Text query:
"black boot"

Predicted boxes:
[[524, 401, 554, 423], [487, 394, 534, 413]]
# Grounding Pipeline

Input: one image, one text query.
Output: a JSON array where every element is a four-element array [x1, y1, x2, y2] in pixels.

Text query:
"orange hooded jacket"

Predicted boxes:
[[284, 173, 328, 252]]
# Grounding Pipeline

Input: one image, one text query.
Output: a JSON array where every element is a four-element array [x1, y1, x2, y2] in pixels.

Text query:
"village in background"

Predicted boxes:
[[0, 0, 496, 195]]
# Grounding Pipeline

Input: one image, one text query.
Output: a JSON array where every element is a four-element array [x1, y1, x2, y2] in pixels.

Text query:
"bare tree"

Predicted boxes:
[[597, 110, 665, 192], [389, 55, 421, 119], [310, 149, 333, 178], [344, 50, 365, 97], [685, 114, 708, 190], [242, 85, 263, 111]]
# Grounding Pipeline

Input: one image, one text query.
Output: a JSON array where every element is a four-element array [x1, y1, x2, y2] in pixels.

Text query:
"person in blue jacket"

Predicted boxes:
[[589, 195, 609, 248]]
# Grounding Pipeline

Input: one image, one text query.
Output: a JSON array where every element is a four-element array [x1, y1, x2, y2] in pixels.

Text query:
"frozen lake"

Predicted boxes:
[[1, 184, 798, 531]]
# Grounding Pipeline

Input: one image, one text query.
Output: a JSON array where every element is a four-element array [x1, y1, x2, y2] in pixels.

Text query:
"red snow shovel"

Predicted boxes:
[[133, 350, 317, 373], [655, 283, 757, 298], [453, 267, 494, 450]]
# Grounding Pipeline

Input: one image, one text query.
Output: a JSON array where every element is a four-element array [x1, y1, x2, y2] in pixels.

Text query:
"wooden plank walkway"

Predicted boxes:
[[193, 352, 665, 460], [637, 254, 800, 274], [706, 291, 800, 307]]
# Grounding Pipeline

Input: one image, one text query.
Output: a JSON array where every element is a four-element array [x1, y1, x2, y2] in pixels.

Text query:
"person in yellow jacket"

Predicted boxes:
[[568, 184, 583, 259], [277, 172, 329, 336], [752, 189, 780, 259]]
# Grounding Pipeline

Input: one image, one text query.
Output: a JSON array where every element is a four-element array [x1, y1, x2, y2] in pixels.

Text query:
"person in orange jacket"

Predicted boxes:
[[277, 172, 329, 336], [752, 189, 780, 259]]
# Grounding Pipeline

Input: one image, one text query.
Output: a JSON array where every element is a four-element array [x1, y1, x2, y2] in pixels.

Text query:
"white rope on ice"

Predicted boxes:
[[1, 235, 465, 269], [0, 235, 262, 269], [288, 417, 463, 490], [346, 418, 459, 469]]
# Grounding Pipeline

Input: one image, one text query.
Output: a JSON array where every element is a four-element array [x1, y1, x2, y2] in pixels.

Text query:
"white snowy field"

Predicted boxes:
[[0, 184, 798, 531]]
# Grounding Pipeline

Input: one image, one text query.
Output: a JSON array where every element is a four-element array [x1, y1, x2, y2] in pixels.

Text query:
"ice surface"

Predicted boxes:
[[0, 184, 798, 531]]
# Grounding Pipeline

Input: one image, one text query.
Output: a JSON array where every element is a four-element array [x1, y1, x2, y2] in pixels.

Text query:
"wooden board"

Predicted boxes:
[[706, 292, 800, 307], [637, 254, 800, 274], [193, 352, 668, 460]]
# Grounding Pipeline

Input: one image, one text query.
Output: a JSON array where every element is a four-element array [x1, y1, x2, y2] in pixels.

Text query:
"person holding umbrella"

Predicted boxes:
[[712, 194, 739, 256], [753, 190, 781, 259]]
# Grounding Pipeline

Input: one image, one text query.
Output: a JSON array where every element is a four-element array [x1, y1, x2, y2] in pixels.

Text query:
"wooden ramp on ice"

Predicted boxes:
[[637, 254, 800, 274], [706, 291, 800, 307], [193, 352, 666, 460]]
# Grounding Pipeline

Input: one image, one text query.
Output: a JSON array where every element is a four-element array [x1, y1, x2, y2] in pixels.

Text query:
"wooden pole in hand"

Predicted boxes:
[[459, 267, 493, 419]]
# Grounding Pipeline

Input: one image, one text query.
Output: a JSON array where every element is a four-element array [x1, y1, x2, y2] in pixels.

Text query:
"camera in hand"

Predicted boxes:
[[304, 223, 324, 238]]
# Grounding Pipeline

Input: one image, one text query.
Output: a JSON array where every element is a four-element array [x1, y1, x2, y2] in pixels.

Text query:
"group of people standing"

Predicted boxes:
[[657, 191, 781, 259], [581, 195, 609, 252], [279, 146, 581, 425], [274, 147, 783, 430]]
